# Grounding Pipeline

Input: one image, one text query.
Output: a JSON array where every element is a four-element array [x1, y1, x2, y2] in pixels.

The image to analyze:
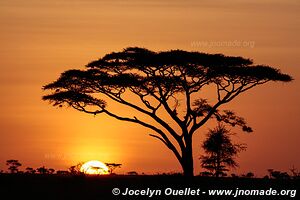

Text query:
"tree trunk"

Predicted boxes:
[[181, 138, 194, 177]]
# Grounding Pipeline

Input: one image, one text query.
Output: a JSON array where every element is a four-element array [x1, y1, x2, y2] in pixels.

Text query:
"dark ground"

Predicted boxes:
[[0, 174, 299, 200]]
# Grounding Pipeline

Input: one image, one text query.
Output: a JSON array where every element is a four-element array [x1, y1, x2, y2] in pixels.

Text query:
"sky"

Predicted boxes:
[[0, 0, 299, 176]]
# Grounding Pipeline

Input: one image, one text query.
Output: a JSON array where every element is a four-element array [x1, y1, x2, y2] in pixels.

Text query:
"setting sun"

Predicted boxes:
[[0, 0, 299, 199], [80, 160, 109, 175]]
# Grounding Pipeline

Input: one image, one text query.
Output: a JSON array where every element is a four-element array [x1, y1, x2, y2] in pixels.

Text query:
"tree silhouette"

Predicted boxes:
[[6, 160, 22, 174], [245, 172, 255, 178], [48, 168, 55, 174], [42, 47, 292, 177], [105, 163, 122, 174], [69, 162, 83, 175], [200, 124, 246, 177], [127, 171, 138, 175], [290, 166, 300, 179], [267, 169, 290, 179], [89, 166, 105, 175], [36, 166, 48, 174], [25, 167, 36, 174]]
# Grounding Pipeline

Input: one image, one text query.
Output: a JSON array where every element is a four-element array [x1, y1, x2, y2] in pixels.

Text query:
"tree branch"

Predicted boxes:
[[102, 109, 182, 162], [94, 88, 182, 142], [157, 85, 184, 128], [149, 134, 168, 146]]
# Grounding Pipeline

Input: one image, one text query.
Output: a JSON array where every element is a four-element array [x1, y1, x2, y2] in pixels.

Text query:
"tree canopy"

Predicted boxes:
[[6, 160, 22, 174], [42, 47, 292, 176]]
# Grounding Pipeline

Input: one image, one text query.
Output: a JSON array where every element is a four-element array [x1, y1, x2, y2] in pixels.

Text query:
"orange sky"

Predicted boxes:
[[0, 0, 299, 176]]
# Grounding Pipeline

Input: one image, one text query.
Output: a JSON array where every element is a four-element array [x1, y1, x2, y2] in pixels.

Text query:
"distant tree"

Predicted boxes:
[[242, 172, 255, 178], [290, 166, 300, 179], [200, 124, 246, 177], [263, 175, 269, 179], [25, 167, 36, 174], [89, 166, 105, 175], [105, 163, 122, 174], [48, 168, 55, 174], [69, 162, 83, 175], [267, 169, 273, 177], [69, 166, 77, 174], [36, 166, 48, 174], [165, 171, 182, 176], [267, 169, 290, 179], [56, 170, 69, 175], [246, 172, 254, 178], [6, 160, 22, 173], [127, 171, 138, 175], [42, 47, 292, 177], [231, 173, 238, 178]]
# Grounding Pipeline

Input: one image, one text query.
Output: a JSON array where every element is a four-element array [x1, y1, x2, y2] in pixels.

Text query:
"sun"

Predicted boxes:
[[80, 160, 109, 175]]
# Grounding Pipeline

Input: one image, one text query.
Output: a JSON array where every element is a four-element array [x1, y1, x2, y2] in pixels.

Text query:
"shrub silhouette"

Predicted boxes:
[[200, 124, 246, 177], [69, 162, 84, 175], [36, 166, 49, 174], [6, 160, 22, 174], [25, 167, 36, 174]]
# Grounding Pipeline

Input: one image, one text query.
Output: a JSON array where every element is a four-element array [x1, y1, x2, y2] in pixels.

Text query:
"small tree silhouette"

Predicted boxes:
[[242, 172, 255, 178], [6, 160, 22, 174], [36, 166, 49, 174], [89, 166, 105, 175], [105, 163, 122, 174], [267, 169, 290, 179], [69, 162, 84, 175], [200, 124, 246, 177], [290, 166, 300, 179], [127, 171, 138, 175], [25, 167, 36, 174], [48, 168, 55, 174]]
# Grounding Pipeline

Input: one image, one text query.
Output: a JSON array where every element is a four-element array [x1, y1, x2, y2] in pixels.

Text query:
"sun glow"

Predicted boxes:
[[80, 160, 109, 175]]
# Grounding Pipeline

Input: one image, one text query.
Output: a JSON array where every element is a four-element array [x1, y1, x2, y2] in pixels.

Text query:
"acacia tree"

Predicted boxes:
[[200, 124, 246, 177], [42, 47, 292, 177], [36, 166, 48, 174], [6, 160, 22, 173], [69, 162, 84, 175], [25, 167, 36, 174], [105, 163, 122, 174]]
